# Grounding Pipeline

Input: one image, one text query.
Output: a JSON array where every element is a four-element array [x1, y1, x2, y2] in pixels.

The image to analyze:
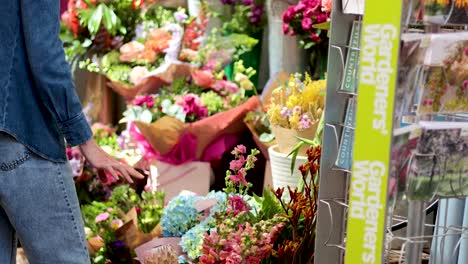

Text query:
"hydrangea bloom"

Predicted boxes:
[[161, 195, 203, 237]]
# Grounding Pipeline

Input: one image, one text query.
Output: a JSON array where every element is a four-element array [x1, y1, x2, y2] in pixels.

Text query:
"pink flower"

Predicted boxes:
[[227, 195, 250, 216], [282, 23, 290, 34], [321, 0, 332, 12], [192, 70, 215, 88], [212, 80, 240, 93], [301, 17, 313, 30], [310, 32, 321, 43], [110, 219, 124, 230], [129, 66, 149, 86], [133, 95, 155, 108], [95, 212, 110, 223], [229, 169, 248, 186], [229, 155, 246, 171], [463, 80, 468, 89], [231, 145, 247, 155], [281, 6, 296, 23]]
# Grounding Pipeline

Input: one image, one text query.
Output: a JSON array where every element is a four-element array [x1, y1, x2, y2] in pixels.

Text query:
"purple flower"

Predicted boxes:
[[242, 0, 253, 5], [220, 0, 235, 5], [174, 10, 188, 23]]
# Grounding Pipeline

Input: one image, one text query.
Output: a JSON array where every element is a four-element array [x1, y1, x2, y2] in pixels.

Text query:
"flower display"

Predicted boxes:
[[217, 0, 266, 35], [266, 73, 326, 130], [282, 0, 331, 45]]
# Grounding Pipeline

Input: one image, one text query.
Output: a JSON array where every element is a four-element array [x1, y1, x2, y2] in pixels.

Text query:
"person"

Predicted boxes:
[[0, 1, 143, 263]]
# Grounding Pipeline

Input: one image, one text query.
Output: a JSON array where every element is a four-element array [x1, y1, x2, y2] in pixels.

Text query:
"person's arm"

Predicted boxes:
[[20, 0, 91, 146], [20, 0, 143, 182]]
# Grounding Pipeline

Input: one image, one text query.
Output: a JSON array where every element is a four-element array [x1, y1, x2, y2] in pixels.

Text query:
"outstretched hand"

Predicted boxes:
[[79, 138, 144, 183]]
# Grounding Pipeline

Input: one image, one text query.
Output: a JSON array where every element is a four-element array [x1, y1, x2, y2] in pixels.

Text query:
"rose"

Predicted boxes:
[[192, 70, 215, 88], [129, 66, 149, 86], [119, 41, 145, 62], [301, 17, 313, 31], [321, 0, 332, 12]]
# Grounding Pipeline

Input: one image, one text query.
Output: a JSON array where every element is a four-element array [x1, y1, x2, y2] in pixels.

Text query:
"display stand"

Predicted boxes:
[[316, 0, 468, 263]]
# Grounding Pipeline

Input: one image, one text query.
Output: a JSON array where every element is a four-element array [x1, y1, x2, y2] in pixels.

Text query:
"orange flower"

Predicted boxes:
[[145, 29, 172, 53], [119, 41, 145, 62], [139, 49, 157, 63], [191, 70, 215, 88]]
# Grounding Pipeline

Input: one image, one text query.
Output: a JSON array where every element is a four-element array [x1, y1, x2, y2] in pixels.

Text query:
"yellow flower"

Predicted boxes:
[[240, 79, 254, 90], [289, 112, 301, 129]]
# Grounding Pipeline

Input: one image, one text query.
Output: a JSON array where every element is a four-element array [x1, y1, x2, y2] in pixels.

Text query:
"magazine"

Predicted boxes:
[[407, 121, 468, 200], [417, 32, 468, 114], [340, 21, 361, 94], [336, 98, 356, 171]]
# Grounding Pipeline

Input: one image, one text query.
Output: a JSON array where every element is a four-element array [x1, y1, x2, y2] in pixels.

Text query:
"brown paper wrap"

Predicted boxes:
[[115, 207, 163, 251], [271, 122, 318, 155], [135, 96, 260, 159]]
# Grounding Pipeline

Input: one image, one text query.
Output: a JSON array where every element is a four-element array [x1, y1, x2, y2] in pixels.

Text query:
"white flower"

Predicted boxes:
[[129, 66, 149, 85]]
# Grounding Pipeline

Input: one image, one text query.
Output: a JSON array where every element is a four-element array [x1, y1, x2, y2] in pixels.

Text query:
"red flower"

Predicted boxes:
[[131, 0, 144, 10]]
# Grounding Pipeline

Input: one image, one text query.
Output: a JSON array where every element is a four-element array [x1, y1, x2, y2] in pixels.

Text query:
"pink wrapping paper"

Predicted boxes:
[[129, 96, 260, 165]]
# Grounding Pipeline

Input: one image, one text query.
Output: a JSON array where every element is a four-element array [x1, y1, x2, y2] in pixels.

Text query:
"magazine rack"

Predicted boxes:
[[315, 0, 468, 263]]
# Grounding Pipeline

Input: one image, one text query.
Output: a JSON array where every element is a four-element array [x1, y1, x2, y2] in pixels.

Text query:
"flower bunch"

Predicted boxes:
[[266, 73, 325, 130], [175, 94, 209, 122], [272, 145, 322, 263], [199, 213, 285, 264], [282, 0, 331, 47], [81, 185, 165, 263], [224, 145, 260, 194]]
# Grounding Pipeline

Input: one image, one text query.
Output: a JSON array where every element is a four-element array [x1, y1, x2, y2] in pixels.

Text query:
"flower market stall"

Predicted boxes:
[[47, 0, 331, 263], [13, 0, 468, 263]]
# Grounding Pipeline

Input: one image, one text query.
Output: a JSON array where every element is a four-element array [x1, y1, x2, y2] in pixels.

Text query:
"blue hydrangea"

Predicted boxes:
[[161, 195, 202, 237], [179, 191, 227, 259], [180, 222, 210, 260]]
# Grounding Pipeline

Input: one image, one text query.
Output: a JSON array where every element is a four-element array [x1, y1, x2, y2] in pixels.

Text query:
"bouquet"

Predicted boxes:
[[266, 73, 325, 154], [281, 0, 331, 78], [121, 60, 260, 164], [81, 185, 165, 263]]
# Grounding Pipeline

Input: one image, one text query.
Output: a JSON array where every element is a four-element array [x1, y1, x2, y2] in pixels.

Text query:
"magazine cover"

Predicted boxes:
[[394, 33, 427, 125], [423, 0, 468, 25], [342, 0, 364, 15], [339, 21, 361, 93], [417, 32, 468, 114], [389, 124, 420, 203], [407, 121, 468, 200], [336, 98, 356, 171]]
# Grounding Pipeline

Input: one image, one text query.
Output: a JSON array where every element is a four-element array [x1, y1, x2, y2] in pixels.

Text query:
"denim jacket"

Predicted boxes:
[[0, 0, 92, 162]]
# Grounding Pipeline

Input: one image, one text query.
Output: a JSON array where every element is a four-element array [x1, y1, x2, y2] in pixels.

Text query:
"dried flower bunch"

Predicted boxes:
[[266, 73, 325, 131]]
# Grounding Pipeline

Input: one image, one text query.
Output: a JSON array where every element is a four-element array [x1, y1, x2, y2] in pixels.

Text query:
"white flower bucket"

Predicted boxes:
[[266, 0, 305, 78], [268, 145, 308, 197]]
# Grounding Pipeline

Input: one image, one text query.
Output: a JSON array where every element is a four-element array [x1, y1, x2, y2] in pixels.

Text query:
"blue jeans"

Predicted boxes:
[[0, 133, 90, 263]]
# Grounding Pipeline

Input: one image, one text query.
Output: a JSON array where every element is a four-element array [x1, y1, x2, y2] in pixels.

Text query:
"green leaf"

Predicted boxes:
[[304, 41, 315, 50], [295, 136, 316, 146], [102, 5, 119, 35], [88, 4, 104, 36], [288, 141, 304, 175], [312, 21, 330, 30]]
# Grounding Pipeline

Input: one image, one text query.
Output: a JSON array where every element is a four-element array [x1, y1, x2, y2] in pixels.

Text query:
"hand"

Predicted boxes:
[[79, 138, 144, 183]]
